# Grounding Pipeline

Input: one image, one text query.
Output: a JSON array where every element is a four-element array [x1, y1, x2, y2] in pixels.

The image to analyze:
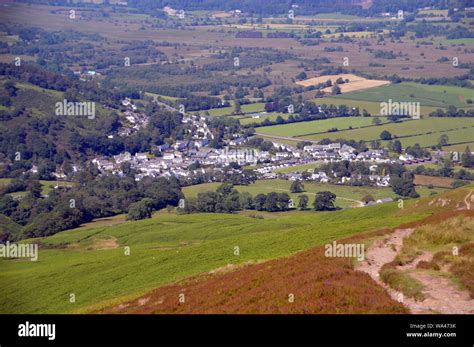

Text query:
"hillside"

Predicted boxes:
[[1, 185, 472, 314], [100, 186, 474, 314], [0, 74, 123, 164]]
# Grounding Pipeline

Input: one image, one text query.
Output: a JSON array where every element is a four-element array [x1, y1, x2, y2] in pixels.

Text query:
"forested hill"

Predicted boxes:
[[18, 0, 473, 16]]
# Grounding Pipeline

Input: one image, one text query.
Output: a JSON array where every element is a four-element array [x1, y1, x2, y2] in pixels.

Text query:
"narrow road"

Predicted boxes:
[[155, 100, 180, 113], [263, 187, 364, 207]]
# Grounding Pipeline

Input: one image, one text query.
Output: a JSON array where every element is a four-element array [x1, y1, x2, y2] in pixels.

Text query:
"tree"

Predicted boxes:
[[372, 117, 381, 126], [380, 130, 392, 140], [438, 134, 449, 148], [461, 146, 474, 168], [361, 194, 375, 204], [4, 81, 18, 97], [390, 172, 419, 198], [296, 71, 307, 80], [371, 140, 381, 149], [277, 193, 291, 211], [297, 141, 312, 150], [239, 192, 254, 209], [331, 85, 341, 95], [290, 180, 304, 193], [298, 194, 309, 210], [196, 191, 219, 212], [263, 192, 280, 212], [126, 198, 154, 221], [406, 143, 426, 158], [253, 193, 267, 211], [27, 180, 43, 198], [390, 140, 402, 154], [233, 100, 242, 114], [313, 191, 336, 211]]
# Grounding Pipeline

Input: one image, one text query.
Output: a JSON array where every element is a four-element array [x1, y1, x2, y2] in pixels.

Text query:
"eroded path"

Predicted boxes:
[[357, 228, 474, 314]]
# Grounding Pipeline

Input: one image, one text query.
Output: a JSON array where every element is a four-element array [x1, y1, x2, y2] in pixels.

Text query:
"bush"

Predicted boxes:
[[126, 198, 154, 221], [416, 260, 440, 271]]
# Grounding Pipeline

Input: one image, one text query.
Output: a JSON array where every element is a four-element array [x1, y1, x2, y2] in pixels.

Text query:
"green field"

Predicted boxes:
[[204, 102, 265, 117], [314, 97, 442, 117], [296, 117, 474, 148], [434, 38, 474, 45], [391, 127, 474, 148], [0, 199, 431, 313], [183, 179, 447, 208], [144, 92, 180, 102], [326, 82, 474, 110], [256, 117, 390, 137], [0, 179, 74, 195], [443, 142, 474, 152], [239, 112, 289, 125]]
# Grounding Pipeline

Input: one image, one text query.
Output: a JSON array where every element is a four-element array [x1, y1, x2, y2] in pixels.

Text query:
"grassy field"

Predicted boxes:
[[391, 127, 474, 148], [144, 92, 180, 102], [183, 179, 447, 208], [256, 117, 390, 137], [0, 179, 74, 195], [239, 112, 289, 125], [326, 82, 474, 110], [296, 117, 474, 148], [313, 97, 442, 117], [0, 198, 431, 313], [204, 102, 265, 117], [418, 9, 449, 16], [444, 142, 474, 152], [434, 38, 474, 45]]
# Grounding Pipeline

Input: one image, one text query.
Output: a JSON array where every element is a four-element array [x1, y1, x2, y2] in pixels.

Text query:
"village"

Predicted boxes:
[[84, 99, 426, 189]]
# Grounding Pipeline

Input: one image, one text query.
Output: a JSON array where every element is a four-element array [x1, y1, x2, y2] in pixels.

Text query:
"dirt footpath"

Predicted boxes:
[[357, 228, 474, 314]]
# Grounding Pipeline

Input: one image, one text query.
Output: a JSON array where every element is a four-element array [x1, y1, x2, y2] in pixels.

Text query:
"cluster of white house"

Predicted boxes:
[[303, 143, 387, 162], [117, 98, 149, 137]]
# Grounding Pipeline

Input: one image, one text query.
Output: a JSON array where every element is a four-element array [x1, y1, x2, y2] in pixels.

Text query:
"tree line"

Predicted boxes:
[[176, 183, 337, 215]]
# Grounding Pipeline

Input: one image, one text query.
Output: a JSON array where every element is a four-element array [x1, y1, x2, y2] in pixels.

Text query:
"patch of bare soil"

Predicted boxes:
[[87, 237, 119, 251]]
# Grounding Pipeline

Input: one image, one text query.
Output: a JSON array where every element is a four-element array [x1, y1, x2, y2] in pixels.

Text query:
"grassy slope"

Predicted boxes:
[[0, 201, 429, 313], [297, 117, 474, 147], [313, 97, 441, 117], [328, 82, 474, 109], [256, 117, 390, 137]]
